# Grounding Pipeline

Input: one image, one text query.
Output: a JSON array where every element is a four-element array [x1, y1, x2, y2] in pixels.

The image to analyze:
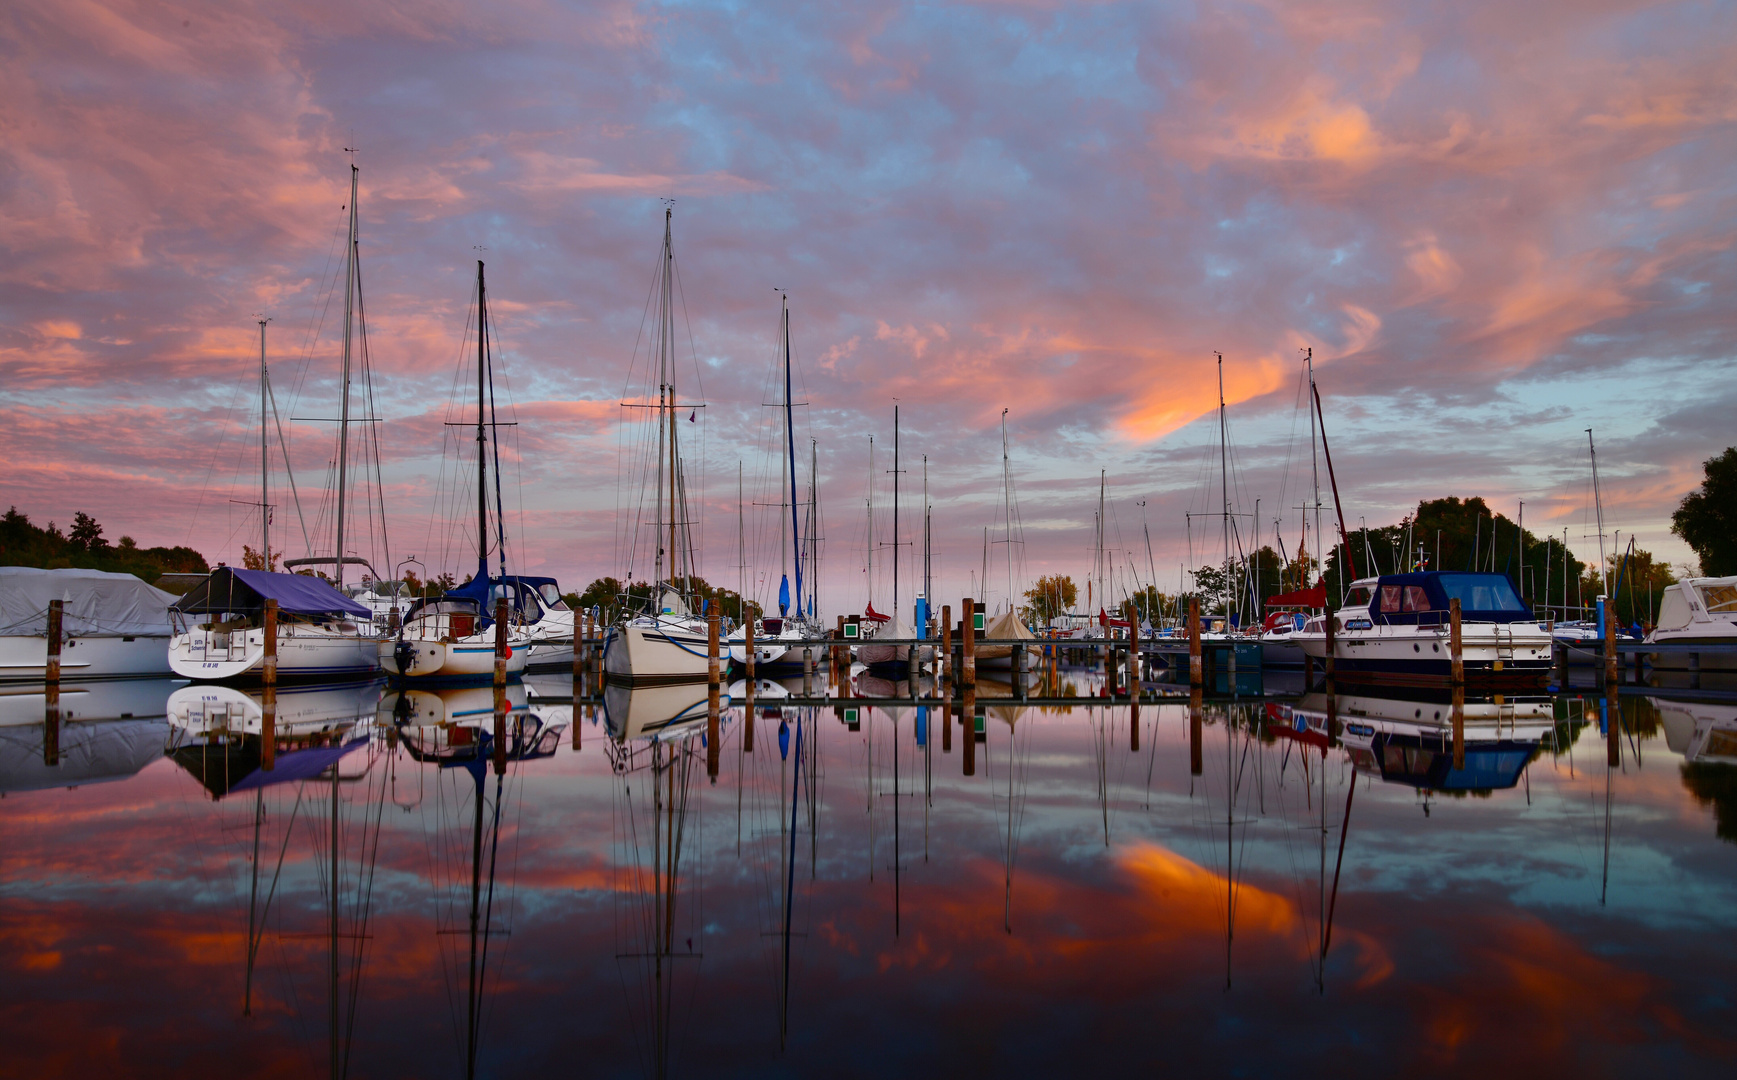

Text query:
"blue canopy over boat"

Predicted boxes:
[[424, 558, 561, 627], [1365, 572, 1532, 626], [172, 567, 371, 619]]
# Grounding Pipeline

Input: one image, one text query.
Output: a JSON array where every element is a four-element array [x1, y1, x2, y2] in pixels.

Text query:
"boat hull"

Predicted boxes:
[[0, 633, 172, 682], [169, 626, 382, 681], [604, 620, 712, 684], [1293, 623, 1553, 688], [382, 633, 530, 681]]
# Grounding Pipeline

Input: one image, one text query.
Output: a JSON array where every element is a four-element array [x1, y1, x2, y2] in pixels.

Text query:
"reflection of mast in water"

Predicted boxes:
[[613, 731, 703, 1080], [985, 700, 1029, 933], [390, 688, 560, 1079]]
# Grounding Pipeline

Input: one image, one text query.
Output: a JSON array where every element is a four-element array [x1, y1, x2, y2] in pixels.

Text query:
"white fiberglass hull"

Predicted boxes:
[[726, 624, 791, 667], [1293, 622, 1552, 686], [603, 619, 712, 684], [383, 630, 531, 680], [169, 625, 381, 681], [0, 633, 172, 682]]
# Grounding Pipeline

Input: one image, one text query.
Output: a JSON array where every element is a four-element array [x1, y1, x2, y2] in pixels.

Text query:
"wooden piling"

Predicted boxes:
[[803, 647, 814, 696], [1188, 598, 1202, 690], [834, 615, 845, 680], [262, 599, 278, 772], [940, 605, 952, 689], [45, 598, 63, 685], [744, 615, 756, 683], [1603, 609, 1619, 690], [1127, 603, 1140, 699], [494, 597, 509, 775], [1450, 598, 1463, 689], [707, 610, 720, 691], [962, 597, 976, 688], [1326, 609, 1338, 684], [575, 611, 588, 697]]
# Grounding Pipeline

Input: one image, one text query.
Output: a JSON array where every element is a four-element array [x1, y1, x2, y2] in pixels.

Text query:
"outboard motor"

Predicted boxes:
[[392, 637, 415, 676]]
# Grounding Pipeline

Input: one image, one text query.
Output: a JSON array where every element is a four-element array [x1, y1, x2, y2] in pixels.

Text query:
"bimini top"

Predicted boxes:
[[409, 559, 560, 627], [0, 566, 178, 637], [171, 567, 371, 619], [1353, 571, 1532, 625]]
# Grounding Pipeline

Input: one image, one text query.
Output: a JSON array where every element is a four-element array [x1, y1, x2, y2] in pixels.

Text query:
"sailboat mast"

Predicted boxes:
[[809, 439, 818, 618], [1217, 353, 1231, 621], [1307, 348, 1320, 585], [259, 318, 270, 569], [784, 299, 803, 614], [1098, 471, 1106, 614], [1588, 428, 1608, 597], [923, 456, 931, 605], [476, 261, 490, 570], [893, 406, 900, 619], [333, 164, 359, 589], [866, 436, 874, 606], [666, 211, 679, 592], [1002, 410, 1013, 616]]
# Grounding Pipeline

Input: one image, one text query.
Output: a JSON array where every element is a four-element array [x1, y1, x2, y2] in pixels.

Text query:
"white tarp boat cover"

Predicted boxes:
[[0, 567, 178, 637]]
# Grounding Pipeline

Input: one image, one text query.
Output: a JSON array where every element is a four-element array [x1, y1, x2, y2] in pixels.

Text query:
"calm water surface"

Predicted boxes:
[[3, 672, 1734, 1077]]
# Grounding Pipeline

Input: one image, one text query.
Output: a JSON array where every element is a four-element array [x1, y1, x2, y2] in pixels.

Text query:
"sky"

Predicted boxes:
[[2, 0, 1733, 615]]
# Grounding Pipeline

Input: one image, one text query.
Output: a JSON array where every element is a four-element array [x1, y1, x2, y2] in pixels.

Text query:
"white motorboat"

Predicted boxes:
[[1647, 576, 1737, 671], [169, 568, 381, 680], [0, 566, 176, 681], [1292, 572, 1553, 687]]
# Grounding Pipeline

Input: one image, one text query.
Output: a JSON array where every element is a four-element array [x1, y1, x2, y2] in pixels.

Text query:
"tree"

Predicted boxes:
[[1021, 574, 1076, 624], [241, 544, 280, 572], [68, 512, 106, 552], [1580, 547, 1677, 629], [1672, 447, 1737, 576]]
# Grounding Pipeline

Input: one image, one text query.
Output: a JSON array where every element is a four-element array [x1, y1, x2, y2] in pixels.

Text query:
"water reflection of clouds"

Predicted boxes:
[[2, 685, 1735, 1073]]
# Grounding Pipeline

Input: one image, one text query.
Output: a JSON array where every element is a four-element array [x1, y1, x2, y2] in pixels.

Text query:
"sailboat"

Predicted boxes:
[[386, 260, 533, 681], [728, 293, 817, 670], [860, 406, 932, 668], [977, 413, 1039, 669], [604, 210, 712, 684], [170, 173, 386, 680]]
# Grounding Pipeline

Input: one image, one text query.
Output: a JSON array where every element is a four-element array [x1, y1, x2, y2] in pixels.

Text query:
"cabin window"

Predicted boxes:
[[1699, 584, 1737, 613], [538, 584, 569, 610], [1380, 586, 1402, 612], [1403, 586, 1431, 612], [1439, 574, 1527, 612], [1345, 587, 1372, 608]]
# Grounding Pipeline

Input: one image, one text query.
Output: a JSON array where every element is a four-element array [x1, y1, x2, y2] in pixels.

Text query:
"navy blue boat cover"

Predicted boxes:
[[172, 567, 371, 618]]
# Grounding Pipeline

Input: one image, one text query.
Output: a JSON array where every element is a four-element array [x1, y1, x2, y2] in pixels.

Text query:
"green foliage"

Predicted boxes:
[[0, 507, 208, 585], [1579, 548, 1676, 628], [1320, 497, 1586, 614], [1021, 574, 1076, 624], [570, 574, 758, 625], [1672, 447, 1737, 576]]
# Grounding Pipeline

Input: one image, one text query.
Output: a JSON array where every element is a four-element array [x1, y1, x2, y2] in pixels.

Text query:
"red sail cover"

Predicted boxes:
[[1098, 607, 1131, 629], [1267, 582, 1327, 609], [863, 602, 892, 623]]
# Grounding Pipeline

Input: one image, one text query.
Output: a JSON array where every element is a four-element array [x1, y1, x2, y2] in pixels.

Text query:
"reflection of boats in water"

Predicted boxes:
[[165, 681, 383, 799], [1293, 689, 1549, 793], [613, 709, 706, 1076], [383, 682, 565, 765], [603, 681, 727, 745], [0, 678, 171, 793], [1656, 699, 1737, 765]]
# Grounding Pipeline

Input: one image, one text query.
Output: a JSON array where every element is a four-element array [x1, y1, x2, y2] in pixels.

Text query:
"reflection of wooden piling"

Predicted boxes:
[[1130, 696, 1140, 753], [962, 686, 976, 776], [262, 599, 278, 772], [1326, 609, 1338, 683], [706, 696, 720, 782], [46, 598, 63, 685], [1326, 680, 1339, 744], [1188, 688, 1202, 776], [962, 597, 976, 688], [1451, 683, 1465, 771], [744, 696, 756, 754], [1449, 598, 1463, 689], [1607, 687, 1621, 768], [943, 701, 953, 753], [1188, 598, 1202, 690]]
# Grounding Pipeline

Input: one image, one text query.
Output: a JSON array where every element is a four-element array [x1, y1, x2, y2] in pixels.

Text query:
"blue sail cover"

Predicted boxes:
[[228, 738, 370, 795], [173, 567, 371, 618], [779, 575, 791, 617]]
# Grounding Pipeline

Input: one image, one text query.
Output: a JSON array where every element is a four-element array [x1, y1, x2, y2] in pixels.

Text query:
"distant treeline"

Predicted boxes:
[[0, 507, 209, 586]]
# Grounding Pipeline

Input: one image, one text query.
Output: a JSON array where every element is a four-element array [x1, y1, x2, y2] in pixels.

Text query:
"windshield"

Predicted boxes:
[[1439, 574, 1527, 612], [1698, 583, 1737, 613], [538, 583, 569, 610], [1344, 586, 1372, 609]]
